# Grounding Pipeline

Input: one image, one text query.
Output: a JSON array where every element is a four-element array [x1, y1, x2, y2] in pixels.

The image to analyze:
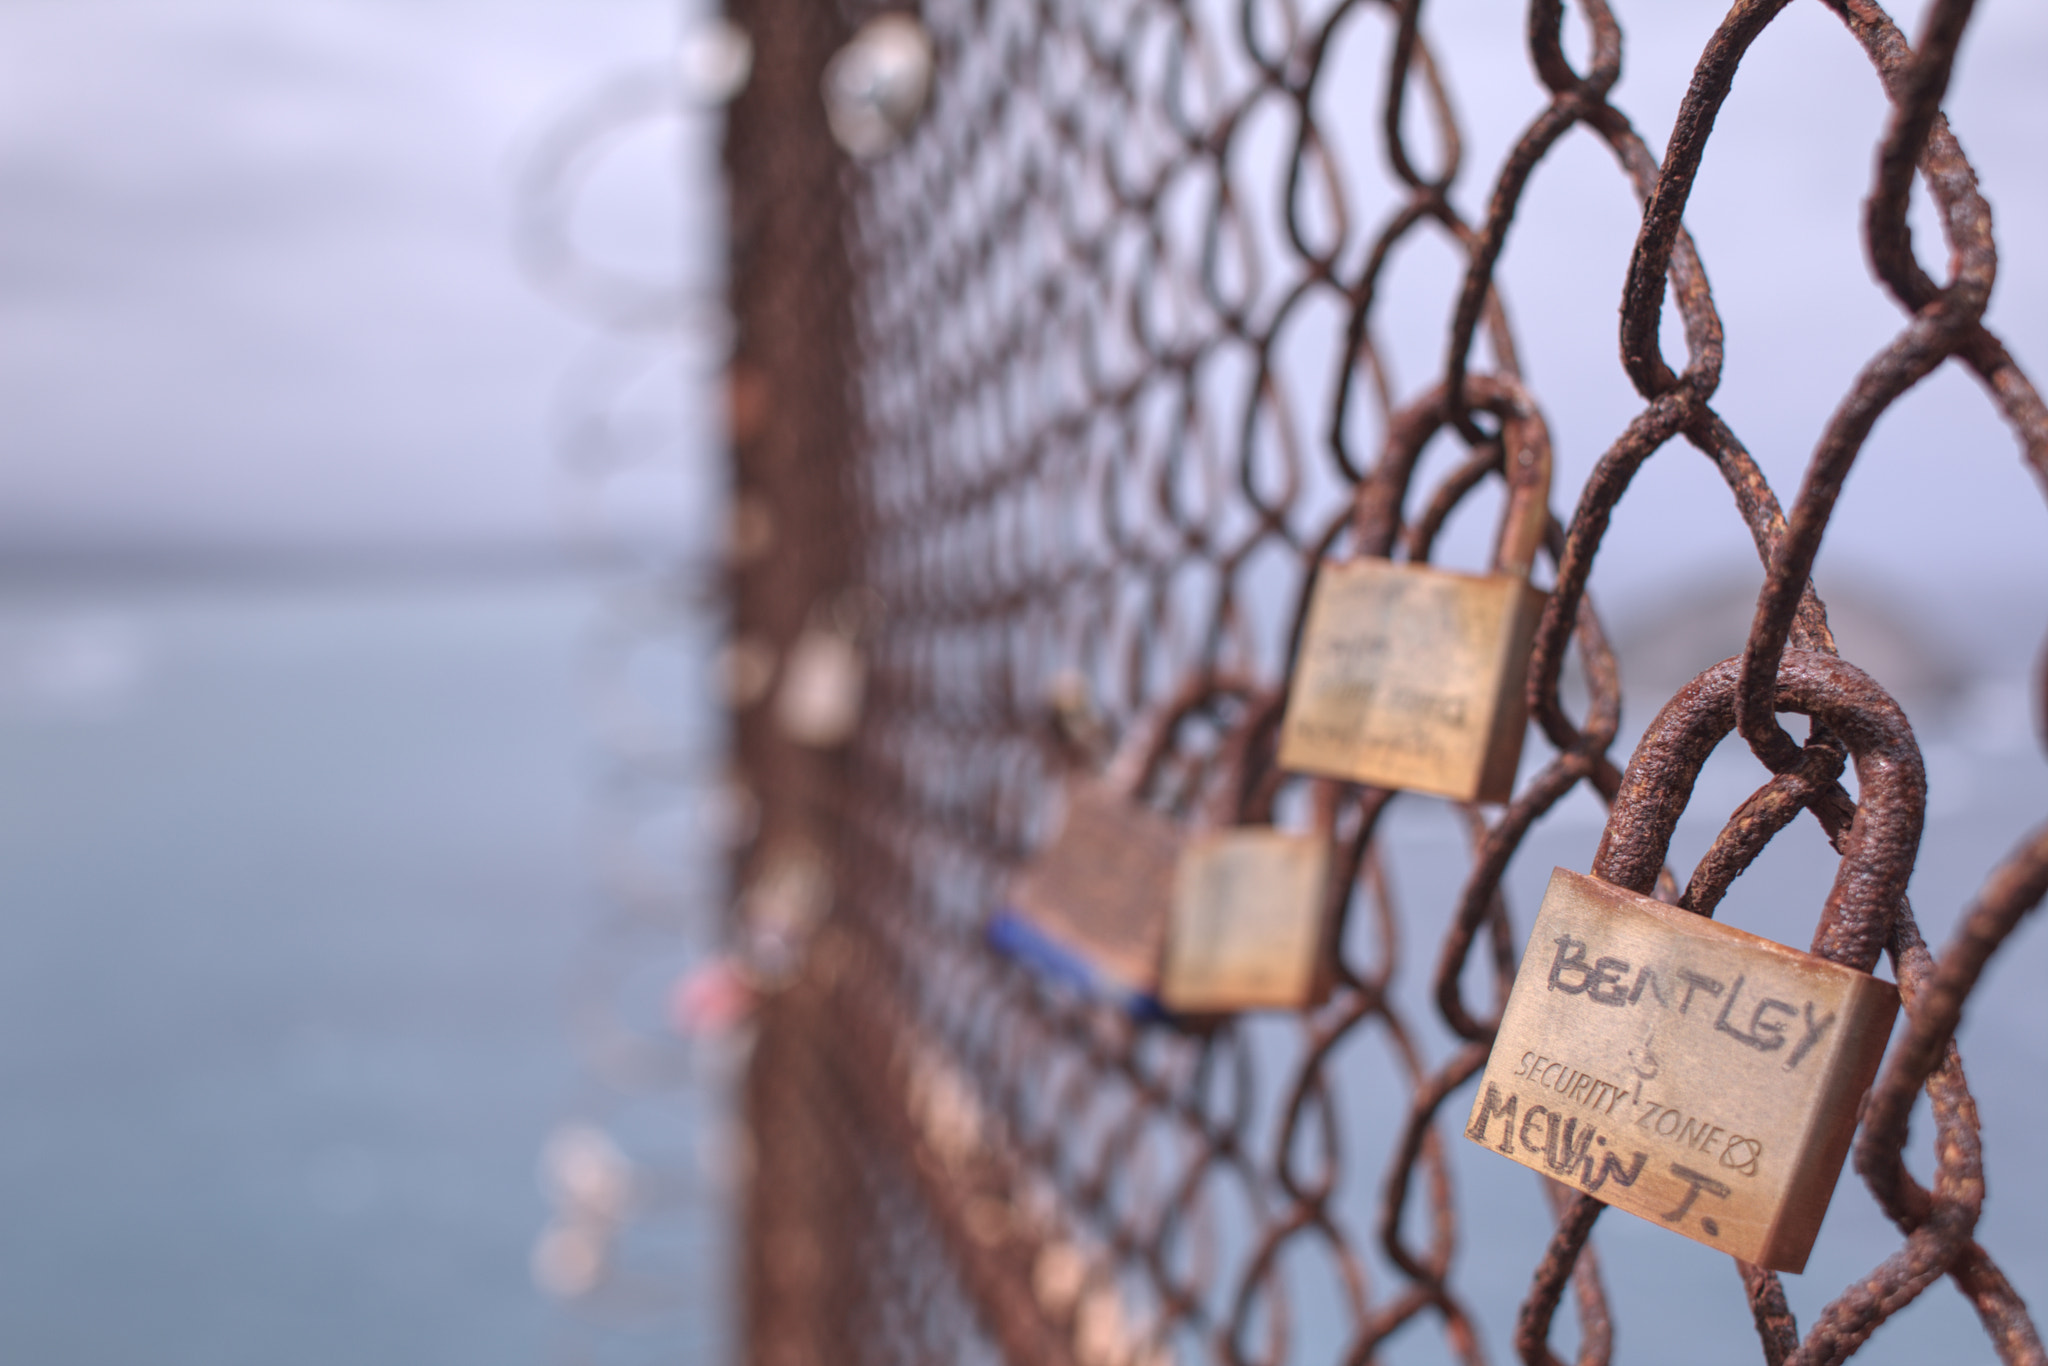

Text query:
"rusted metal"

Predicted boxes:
[[719, 0, 2048, 1363]]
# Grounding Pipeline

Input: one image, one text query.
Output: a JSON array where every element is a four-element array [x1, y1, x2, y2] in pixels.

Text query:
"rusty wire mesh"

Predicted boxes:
[[720, 1, 2048, 1363]]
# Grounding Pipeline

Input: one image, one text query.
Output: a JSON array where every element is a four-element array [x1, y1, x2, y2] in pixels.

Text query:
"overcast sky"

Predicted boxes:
[[0, 0, 2041, 622], [0, 0, 708, 566]]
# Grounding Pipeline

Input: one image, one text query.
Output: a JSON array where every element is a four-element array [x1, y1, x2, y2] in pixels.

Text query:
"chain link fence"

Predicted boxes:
[[720, 1, 2048, 1362]]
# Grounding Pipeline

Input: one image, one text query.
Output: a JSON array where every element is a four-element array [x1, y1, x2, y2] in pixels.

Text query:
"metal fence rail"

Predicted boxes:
[[721, 1, 2048, 1362]]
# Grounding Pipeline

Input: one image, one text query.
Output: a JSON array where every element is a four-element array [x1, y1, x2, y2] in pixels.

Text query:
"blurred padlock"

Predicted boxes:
[[675, 18, 753, 105], [821, 14, 934, 158], [739, 840, 833, 984], [1279, 385, 1553, 803], [1158, 825, 1330, 1013], [775, 590, 880, 748], [774, 626, 863, 746], [990, 777, 1179, 1011], [1466, 652, 1917, 1272], [990, 682, 1334, 1017]]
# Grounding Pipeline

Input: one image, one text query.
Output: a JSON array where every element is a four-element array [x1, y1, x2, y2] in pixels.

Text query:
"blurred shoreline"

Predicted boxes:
[[0, 540, 668, 591]]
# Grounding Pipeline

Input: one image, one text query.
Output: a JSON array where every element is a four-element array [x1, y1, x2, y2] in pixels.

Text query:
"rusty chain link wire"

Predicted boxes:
[[719, 1, 2048, 1363]]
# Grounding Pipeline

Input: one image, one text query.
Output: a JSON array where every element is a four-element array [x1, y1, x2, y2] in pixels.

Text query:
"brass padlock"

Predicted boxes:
[[1466, 653, 1921, 1272], [1158, 823, 1331, 1012], [1279, 383, 1553, 803], [989, 684, 1335, 1017]]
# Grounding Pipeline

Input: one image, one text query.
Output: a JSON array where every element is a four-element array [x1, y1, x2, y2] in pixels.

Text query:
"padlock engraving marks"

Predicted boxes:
[[1279, 559, 1545, 803], [1002, 782, 1179, 993], [1159, 831, 1330, 1012], [1468, 868, 1899, 1272]]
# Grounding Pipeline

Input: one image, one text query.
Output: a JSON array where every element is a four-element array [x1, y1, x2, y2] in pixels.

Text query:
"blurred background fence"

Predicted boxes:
[[718, 2, 2048, 1364]]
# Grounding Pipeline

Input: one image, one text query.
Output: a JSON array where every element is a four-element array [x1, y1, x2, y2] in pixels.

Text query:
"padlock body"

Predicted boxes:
[[993, 781, 1178, 1005], [1467, 868, 1899, 1272], [1278, 560, 1545, 803], [1158, 830, 1331, 1013]]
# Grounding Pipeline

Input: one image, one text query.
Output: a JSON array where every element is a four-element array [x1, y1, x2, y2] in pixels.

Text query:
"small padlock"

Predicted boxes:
[[774, 591, 877, 748], [775, 627, 863, 746], [989, 777, 1181, 1012], [1466, 652, 1919, 1272], [989, 684, 1334, 1017], [1278, 383, 1553, 804], [1158, 823, 1331, 1012]]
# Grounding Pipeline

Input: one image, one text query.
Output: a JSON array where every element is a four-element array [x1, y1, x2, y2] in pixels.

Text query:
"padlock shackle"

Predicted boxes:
[[1099, 674, 1274, 826], [1349, 374, 1552, 581], [1593, 651, 1925, 974], [1491, 397, 1551, 581]]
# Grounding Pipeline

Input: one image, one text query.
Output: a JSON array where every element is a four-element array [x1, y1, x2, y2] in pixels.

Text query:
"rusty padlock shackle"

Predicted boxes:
[[1095, 674, 1288, 829], [1593, 650, 1925, 974], [1347, 372, 1553, 582]]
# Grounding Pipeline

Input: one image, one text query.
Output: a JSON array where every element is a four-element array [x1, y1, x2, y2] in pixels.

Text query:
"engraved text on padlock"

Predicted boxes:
[[1279, 560, 1545, 803], [1467, 868, 1898, 1272]]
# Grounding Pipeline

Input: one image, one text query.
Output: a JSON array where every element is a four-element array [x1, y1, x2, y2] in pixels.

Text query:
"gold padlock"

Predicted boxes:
[[1278, 383, 1553, 804], [1466, 653, 1920, 1272], [1158, 824, 1331, 1013], [990, 684, 1334, 1017]]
